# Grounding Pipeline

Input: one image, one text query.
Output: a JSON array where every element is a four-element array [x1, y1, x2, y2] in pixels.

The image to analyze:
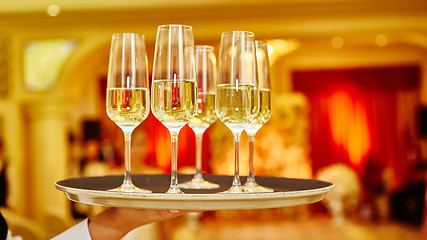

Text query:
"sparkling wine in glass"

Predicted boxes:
[[243, 40, 274, 193], [216, 31, 259, 193], [151, 25, 198, 194], [179, 45, 220, 189], [106, 33, 151, 192]]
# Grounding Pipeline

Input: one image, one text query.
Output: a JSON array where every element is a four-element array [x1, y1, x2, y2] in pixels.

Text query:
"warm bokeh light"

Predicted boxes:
[[46, 4, 61, 17], [328, 91, 371, 167], [375, 34, 388, 47], [331, 36, 344, 49], [267, 44, 273, 57], [267, 39, 300, 64]]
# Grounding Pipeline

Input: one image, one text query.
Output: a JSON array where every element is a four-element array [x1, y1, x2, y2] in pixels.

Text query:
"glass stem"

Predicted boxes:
[[232, 133, 242, 188], [195, 133, 203, 179], [247, 134, 256, 183], [169, 131, 180, 193], [123, 130, 133, 188]]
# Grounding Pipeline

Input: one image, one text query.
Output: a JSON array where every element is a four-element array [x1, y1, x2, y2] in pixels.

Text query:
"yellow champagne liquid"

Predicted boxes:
[[188, 92, 216, 134], [151, 79, 198, 130], [107, 88, 149, 131], [216, 84, 259, 132], [245, 89, 271, 135]]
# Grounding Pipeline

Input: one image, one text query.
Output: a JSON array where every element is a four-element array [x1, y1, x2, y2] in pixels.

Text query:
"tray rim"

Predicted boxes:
[[55, 174, 334, 210]]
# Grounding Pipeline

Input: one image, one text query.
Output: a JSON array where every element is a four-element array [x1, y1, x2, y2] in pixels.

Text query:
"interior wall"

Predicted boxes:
[[0, 2, 426, 231]]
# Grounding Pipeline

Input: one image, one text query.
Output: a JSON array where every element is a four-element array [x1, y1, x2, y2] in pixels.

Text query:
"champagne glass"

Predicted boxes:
[[243, 40, 274, 193], [179, 45, 220, 189], [106, 33, 151, 192], [216, 31, 259, 193], [151, 25, 198, 194]]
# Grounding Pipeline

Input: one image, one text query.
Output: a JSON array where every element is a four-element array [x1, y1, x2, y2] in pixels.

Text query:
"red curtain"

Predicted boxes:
[[292, 66, 420, 190], [140, 113, 214, 173], [140, 113, 198, 172]]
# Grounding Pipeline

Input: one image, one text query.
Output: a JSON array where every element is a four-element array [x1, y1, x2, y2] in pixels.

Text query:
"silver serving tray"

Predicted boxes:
[[56, 174, 334, 210]]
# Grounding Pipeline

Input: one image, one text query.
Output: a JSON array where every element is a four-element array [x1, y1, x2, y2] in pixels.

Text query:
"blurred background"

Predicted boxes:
[[0, 0, 426, 239]]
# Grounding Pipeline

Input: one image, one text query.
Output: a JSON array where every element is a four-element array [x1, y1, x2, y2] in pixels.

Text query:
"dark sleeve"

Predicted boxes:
[[0, 210, 7, 240]]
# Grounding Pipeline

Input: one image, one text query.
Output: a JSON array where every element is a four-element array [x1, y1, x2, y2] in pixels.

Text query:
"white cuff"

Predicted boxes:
[[50, 219, 92, 240], [6, 230, 23, 240]]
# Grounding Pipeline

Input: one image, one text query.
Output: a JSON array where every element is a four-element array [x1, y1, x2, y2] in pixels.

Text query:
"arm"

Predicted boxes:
[[52, 208, 184, 240]]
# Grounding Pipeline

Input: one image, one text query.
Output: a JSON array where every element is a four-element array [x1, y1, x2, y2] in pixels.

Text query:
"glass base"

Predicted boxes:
[[179, 175, 220, 189], [220, 185, 245, 194], [166, 185, 184, 194], [108, 181, 152, 193], [242, 180, 274, 193]]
